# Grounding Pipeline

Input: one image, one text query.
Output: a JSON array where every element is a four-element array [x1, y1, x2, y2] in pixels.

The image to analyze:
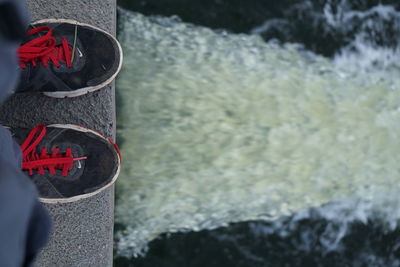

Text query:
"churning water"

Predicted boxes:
[[115, 1, 400, 265]]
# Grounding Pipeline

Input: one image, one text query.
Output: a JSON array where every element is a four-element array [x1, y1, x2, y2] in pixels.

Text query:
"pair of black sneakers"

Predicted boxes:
[[8, 19, 122, 203]]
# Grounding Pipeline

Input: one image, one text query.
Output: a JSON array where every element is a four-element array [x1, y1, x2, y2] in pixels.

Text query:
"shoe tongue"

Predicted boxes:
[[51, 41, 73, 64]]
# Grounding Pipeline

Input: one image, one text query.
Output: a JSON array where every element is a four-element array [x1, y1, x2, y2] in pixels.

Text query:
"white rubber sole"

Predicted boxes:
[[39, 124, 121, 204], [31, 19, 124, 98]]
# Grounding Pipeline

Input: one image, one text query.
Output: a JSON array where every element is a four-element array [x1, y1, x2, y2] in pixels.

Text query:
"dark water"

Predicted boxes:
[[115, 216, 400, 267], [115, 0, 400, 266]]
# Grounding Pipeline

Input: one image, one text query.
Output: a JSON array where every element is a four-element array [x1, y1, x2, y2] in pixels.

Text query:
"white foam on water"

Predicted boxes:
[[251, 1, 400, 70], [116, 8, 400, 257], [330, 4, 400, 70]]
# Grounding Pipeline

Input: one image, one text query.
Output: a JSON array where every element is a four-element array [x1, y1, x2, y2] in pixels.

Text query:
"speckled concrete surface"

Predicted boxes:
[[37, 189, 115, 267], [0, 0, 117, 266]]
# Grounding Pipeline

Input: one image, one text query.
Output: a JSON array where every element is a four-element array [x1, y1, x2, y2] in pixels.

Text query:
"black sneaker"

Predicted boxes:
[[10, 124, 121, 203], [17, 19, 123, 98]]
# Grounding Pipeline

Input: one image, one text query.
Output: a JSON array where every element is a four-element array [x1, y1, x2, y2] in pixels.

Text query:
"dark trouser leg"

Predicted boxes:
[[0, 1, 51, 266], [0, 0, 30, 102], [0, 129, 51, 267]]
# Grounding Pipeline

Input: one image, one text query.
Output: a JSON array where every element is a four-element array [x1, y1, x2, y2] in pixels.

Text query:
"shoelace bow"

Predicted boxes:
[[20, 125, 87, 177], [18, 26, 72, 69]]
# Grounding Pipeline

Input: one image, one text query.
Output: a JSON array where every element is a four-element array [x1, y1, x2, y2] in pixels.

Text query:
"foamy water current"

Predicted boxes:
[[115, 3, 400, 263]]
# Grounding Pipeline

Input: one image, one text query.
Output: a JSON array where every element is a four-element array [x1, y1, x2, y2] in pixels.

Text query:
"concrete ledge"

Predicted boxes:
[[0, 0, 117, 266], [37, 189, 115, 266]]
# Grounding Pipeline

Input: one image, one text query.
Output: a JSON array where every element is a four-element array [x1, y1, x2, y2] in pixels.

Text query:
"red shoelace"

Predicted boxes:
[[20, 125, 87, 176], [18, 26, 72, 69]]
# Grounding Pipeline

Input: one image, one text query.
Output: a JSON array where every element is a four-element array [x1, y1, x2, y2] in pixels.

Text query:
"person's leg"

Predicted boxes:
[[0, 129, 51, 267], [0, 1, 51, 266], [0, 0, 30, 102]]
